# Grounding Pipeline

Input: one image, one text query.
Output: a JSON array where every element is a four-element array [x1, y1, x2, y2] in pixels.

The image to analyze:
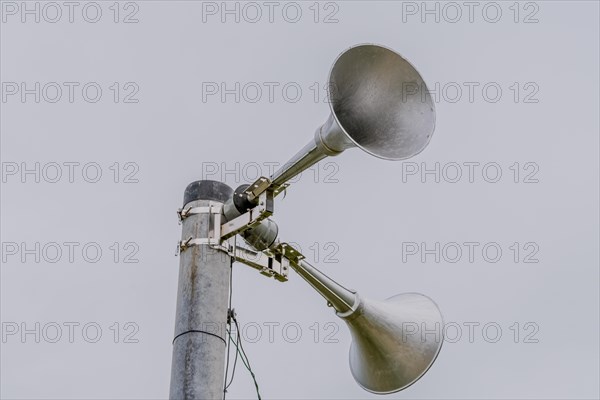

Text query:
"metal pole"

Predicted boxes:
[[170, 181, 234, 400]]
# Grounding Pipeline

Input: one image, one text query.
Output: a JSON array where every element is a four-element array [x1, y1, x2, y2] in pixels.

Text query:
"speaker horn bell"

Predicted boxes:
[[344, 293, 444, 394]]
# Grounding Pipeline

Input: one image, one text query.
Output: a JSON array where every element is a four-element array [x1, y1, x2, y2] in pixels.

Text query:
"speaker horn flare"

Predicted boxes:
[[344, 293, 444, 394]]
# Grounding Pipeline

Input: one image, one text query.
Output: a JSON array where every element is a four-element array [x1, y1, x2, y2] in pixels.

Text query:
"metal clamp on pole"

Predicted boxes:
[[177, 202, 223, 223], [175, 203, 225, 255]]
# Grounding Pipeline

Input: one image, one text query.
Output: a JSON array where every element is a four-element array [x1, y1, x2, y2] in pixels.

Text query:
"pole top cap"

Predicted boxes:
[[183, 180, 233, 206]]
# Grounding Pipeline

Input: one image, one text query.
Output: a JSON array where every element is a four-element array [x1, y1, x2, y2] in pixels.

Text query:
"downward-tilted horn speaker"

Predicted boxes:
[[270, 44, 436, 187], [345, 293, 443, 393], [288, 258, 444, 394]]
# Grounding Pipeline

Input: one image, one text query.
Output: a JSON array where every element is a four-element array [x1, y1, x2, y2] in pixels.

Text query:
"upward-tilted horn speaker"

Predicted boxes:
[[269, 44, 436, 188]]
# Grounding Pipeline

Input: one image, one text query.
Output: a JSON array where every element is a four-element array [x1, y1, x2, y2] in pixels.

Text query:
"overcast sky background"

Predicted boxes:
[[1, 1, 599, 399]]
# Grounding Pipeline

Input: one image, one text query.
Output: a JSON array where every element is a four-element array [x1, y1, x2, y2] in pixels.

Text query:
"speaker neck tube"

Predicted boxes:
[[270, 115, 352, 188], [270, 137, 328, 188], [289, 258, 358, 315]]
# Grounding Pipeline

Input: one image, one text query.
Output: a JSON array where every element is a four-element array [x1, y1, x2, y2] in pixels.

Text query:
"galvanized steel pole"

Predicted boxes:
[[170, 181, 233, 400]]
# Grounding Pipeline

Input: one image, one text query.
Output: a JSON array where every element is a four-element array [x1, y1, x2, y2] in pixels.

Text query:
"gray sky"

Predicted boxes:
[[1, 1, 599, 399]]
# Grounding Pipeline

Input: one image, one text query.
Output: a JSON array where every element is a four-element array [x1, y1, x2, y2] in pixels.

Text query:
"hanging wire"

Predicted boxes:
[[223, 319, 262, 399], [225, 330, 240, 391], [222, 236, 261, 400], [233, 316, 262, 400], [223, 257, 235, 399]]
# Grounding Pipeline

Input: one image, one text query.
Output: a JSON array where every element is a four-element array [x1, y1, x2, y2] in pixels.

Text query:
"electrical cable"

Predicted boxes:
[[225, 329, 240, 391], [222, 235, 261, 400], [233, 317, 262, 400], [223, 256, 234, 399]]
